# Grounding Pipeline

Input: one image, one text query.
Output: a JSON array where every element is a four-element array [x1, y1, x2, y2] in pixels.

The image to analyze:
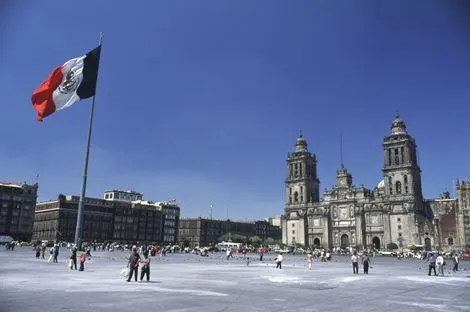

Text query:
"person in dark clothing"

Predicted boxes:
[[53, 244, 59, 263], [70, 247, 78, 270], [35, 246, 41, 259], [140, 254, 151, 282], [362, 252, 371, 274], [127, 247, 141, 282], [427, 253, 437, 276]]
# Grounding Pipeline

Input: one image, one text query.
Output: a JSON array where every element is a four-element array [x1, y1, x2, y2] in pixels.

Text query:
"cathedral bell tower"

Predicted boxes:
[[382, 115, 426, 247], [282, 134, 320, 246], [382, 115, 423, 203]]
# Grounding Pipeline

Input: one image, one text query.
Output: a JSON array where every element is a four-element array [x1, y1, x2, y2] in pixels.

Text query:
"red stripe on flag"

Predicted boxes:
[[31, 67, 63, 122]]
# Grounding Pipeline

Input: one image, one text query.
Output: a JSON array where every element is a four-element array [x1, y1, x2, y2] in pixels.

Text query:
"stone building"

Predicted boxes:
[[456, 180, 470, 247], [0, 182, 38, 241], [178, 218, 281, 249], [282, 116, 441, 250], [33, 192, 180, 244]]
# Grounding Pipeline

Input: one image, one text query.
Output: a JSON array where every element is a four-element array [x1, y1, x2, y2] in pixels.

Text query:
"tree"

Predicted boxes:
[[387, 242, 399, 250], [265, 237, 275, 246], [249, 235, 262, 246]]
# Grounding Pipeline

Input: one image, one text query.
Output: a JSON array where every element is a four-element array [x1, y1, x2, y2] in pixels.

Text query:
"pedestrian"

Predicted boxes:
[[79, 252, 87, 271], [48, 247, 54, 263], [427, 252, 437, 276], [307, 251, 314, 270], [35, 245, 41, 259], [140, 254, 151, 282], [69, 247, 77, 270], [53, 244, 59, 263], [40, 244, 45, 259], [351, 252, 359, 274], [452, 253, 459, 272], [275, 253, 283, 269], [436, 253, 444, 276], [362, 252, 370, 274], [127, 246, 141, 282]]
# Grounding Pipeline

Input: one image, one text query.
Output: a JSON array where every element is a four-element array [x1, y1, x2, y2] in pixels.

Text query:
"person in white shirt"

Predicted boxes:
[[436, 253, 445, 276], [307, 251, 314, 270], [275, 253, 283, 269], [351, 252, 359, 274]]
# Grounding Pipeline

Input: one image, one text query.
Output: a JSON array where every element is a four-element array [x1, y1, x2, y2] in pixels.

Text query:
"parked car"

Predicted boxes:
[[461, 252, 470, 260]]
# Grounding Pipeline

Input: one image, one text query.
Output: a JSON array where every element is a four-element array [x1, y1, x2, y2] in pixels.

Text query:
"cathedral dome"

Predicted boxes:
[[376, 179, 385, 189], [391, 115, 407, 135], [295, 134, 308, 153]]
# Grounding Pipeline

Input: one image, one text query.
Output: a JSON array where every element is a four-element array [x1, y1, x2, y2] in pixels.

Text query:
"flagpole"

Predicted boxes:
[[74, 33, 103, 249]]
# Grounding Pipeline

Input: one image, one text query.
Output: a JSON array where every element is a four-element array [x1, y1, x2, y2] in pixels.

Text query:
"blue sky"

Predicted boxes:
[[1, 1, 469, 220]]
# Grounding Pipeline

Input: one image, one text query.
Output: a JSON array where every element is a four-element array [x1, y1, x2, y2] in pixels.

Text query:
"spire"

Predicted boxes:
[[340, 134, 344, 169]]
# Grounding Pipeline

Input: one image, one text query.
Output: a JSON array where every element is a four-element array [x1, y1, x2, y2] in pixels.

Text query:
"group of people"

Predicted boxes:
[[126, 245, 151, 282], [351, 251, 371, 274], [426, 252, 460, 276]]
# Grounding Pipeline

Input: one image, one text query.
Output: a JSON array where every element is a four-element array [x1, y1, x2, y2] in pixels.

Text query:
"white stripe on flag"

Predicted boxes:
[[52, 55, 86, 111]]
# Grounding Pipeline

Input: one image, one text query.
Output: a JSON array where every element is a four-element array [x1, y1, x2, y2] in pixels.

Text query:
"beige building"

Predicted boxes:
[[281, 116, 465, 251]]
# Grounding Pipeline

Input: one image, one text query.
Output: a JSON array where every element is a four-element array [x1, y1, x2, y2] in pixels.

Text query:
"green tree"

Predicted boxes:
[[249, 235, 262, 246], [265, 237, 275, 246]]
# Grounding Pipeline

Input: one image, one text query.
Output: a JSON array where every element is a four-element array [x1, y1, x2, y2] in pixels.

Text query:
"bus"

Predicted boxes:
[[216, 241, 241, 251]]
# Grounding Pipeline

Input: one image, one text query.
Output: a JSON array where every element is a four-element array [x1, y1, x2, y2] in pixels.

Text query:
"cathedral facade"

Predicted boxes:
[[281, 116, 465, 251]]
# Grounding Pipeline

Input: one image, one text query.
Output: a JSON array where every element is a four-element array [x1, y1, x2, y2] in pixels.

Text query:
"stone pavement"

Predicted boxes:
[[1, 248, 469, 312]]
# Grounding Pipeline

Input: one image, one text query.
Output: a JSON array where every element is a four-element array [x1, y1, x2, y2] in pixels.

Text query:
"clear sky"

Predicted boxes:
[[1, 1, 469, 220]]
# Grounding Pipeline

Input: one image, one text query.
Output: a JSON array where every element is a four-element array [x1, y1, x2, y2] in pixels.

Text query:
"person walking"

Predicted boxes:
[[275, 253, 283, 269], [307, 251, 314, 270], [79, 252, 87, 271], [436, 253, 444, 276], [351, 252, 359, 274], [452, 253, 459, 272], [140, 254, 151, 282], [362, 252, 371, 274], [427, 252, 437, 276], [47, 246, 54, 263], [69, 247, 78, 270], [127, 246, 141, 282]]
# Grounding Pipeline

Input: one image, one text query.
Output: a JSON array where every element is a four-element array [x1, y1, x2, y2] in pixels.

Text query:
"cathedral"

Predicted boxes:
[[281, 116, 470, 251]]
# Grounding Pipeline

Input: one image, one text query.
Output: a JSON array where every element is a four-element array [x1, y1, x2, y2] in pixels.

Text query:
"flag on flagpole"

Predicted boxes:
[[31, 46, 101, 122]]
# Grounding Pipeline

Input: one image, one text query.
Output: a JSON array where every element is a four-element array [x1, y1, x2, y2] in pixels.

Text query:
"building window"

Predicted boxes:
[[397, 218, 401, 222], [401, 147, 405, 163], [404, 186, 408, 194], [292, 223, 295, 228], [448, 237, 453, 246], [294, 192, 299, 203], [289, 188, 292, 194], [394, 149, 399, 165], [398, 225, 402, 230], [388, 149, 392, 166], [388, 177, 392, 186], [289, 196, 292, 204], [300, 196, 303, 203], [398, 233, 402, 237], [396, 181, 402, 194], [404, 175, 408, 184], [292, 230, 295, 234]]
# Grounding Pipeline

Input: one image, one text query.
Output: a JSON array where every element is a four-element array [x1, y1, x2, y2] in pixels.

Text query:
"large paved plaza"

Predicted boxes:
[[1, 248, 469, 312]]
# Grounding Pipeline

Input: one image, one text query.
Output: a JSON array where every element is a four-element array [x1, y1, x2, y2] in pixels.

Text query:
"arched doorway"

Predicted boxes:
[[372, 237, 380, 250], [447, 237, 453, 246], [340, 234, 349, 248], [313, 238, 320, 247], [424, 237, 432, 251]]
